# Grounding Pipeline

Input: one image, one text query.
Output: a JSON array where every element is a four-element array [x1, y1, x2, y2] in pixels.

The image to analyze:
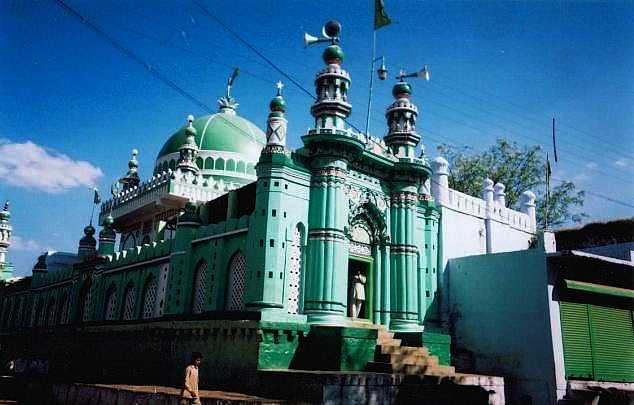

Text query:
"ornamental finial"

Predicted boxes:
[[276, 81, 284, 96]]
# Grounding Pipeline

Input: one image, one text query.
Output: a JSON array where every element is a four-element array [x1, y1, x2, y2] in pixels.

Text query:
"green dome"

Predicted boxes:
[[157, 113, 266, 163], [323, 45, 345, 64], [269, 95, 286, 112], [392, 82, 412, 98]]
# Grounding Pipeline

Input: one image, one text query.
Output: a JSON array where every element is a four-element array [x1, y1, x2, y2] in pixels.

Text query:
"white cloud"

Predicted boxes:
[[11, 236, 52, 252], [0, 140, 103, 193], [585, 162, 598, 170], [614, 158, 630, 168]]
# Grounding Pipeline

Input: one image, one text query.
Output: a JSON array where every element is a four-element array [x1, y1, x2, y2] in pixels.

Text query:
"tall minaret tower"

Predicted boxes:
[[0, 201, 14, 280], [302, 21, 365, 325]]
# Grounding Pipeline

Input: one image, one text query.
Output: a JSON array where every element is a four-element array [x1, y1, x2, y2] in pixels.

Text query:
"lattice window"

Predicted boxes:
[[226, 252, 246, 311], [46, 300, 56, 326], [287, 227, 303, 314], [59, 295, 69, 325], [38, 301, 46, 326], [192, 262, 207, 314], [141, 277, 157, 319], [104, 287, 118, 321], [30, 299, 39, 326], [122, 284, 136, 321], [82, 289, 92, 322]]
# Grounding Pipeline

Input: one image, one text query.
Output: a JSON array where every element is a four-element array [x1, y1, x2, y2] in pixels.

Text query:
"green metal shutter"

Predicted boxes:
[[589, 305, 634, 382], [560, 301, 594, 379]]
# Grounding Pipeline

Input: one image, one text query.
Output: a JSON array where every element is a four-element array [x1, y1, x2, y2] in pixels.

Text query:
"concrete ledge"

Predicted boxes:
[[52, 383, 284, 405]]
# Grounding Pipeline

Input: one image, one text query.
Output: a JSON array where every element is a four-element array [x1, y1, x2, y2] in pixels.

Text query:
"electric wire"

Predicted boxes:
[[56, 1, 632, 212]]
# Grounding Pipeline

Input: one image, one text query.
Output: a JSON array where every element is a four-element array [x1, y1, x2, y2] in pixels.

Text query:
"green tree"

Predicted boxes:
[[437, 139, 586, 228]]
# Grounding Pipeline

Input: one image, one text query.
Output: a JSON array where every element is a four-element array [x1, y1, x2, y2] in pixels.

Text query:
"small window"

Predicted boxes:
[[270, 239, 275, 247], [262, 209, 266, 216], [283, 212, 287, 218], [263, 181, 268, 187], [259, 239, 264, 247], [272, 209, 277, 217], [426, 291, 430, 297], [274, 181, 279, 187], [285, 184, 288, 190]]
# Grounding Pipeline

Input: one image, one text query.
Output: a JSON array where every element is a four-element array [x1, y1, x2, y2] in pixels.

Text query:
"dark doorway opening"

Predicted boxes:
[[348, 259, 370, 319]]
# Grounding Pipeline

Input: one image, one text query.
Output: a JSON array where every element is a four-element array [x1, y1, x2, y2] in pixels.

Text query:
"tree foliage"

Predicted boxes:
[[437, 139, 586, 228]]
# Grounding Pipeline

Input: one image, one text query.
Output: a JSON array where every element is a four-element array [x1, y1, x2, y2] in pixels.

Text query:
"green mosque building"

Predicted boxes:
[[0, 21, 548, 403]]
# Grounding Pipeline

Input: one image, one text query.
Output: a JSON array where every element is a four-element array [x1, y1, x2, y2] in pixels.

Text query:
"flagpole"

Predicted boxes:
[[545, 153, 551, 230], [364, 29, 377, 140]]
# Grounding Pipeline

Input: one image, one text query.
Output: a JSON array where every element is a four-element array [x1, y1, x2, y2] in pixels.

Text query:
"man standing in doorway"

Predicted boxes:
[[180, 352, 202, 404]]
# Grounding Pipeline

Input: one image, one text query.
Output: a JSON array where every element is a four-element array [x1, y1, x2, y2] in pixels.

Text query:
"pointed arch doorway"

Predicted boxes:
[[348, 201, 388, 325]]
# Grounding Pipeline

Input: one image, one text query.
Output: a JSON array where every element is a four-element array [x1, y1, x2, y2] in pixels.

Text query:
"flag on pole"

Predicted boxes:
[[374, 0, 392, 30], [552, 117, 558, 162], [545, 153, 552, 199], [93, 188, 101, 205]]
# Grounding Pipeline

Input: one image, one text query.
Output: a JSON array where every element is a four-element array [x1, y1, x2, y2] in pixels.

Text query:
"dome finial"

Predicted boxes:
[[276, 81, 284, 97], [218, 68, 240, 114]]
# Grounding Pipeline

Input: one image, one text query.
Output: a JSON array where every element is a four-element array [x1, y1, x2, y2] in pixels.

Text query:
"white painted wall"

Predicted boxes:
[[447, 245, 559, 404]]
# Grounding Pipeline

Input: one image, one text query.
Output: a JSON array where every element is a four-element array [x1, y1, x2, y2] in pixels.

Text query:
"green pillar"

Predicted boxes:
[[304, 161, 349, 325], [388, 190, 422, 332]]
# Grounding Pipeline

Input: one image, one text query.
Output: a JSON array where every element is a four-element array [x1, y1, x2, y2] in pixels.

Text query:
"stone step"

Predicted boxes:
[[377, 338, 401, 346], [374, 352, 431, 366], [424, 365, 456, 377], [377, 345, 428, 356], [377, 330, 394, 340]]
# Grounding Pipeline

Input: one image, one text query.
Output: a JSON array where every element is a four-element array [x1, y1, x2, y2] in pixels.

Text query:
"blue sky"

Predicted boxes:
[[1, 0, 632, 276]]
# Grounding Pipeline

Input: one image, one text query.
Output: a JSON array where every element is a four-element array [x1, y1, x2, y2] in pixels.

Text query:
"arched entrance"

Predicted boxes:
[[347, 201, 389, 324]]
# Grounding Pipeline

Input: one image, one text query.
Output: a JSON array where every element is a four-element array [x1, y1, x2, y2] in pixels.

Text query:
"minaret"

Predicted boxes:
[[176, 115, 200, 175], [98, 214, 116, 256], [263, 81, 288, 153], [302, 21, 364, 325], [385, 79, 428, 332], [0, 201, 14, 280], [244, 83, 291, 316], [385, 80, 420, 158], [78, 224, 97, 260], [310, 43, 351, 131], [120, 149, 141, 190]]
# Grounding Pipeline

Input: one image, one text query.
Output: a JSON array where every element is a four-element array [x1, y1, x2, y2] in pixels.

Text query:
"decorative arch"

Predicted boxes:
[[162, 161, 169, 173], [348, 201, 388, 245], [236, 161, 246, 173], [204, 157, 214, 170], [77, 280, 93, 323], [141, 275, 158, 319], [168, 160, 176, 171], [46, 297, 57, 326], [226, 159, 236, 172], [57, 292, 69, 325], [121, 282, 136, 321], [104, 283, 118, 321], [122, 233, 137, 250], [192, 260, 208, 314], [225, 251, 246, 311], [215, 158, 225, 170], [195, 157, 204, 170]]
